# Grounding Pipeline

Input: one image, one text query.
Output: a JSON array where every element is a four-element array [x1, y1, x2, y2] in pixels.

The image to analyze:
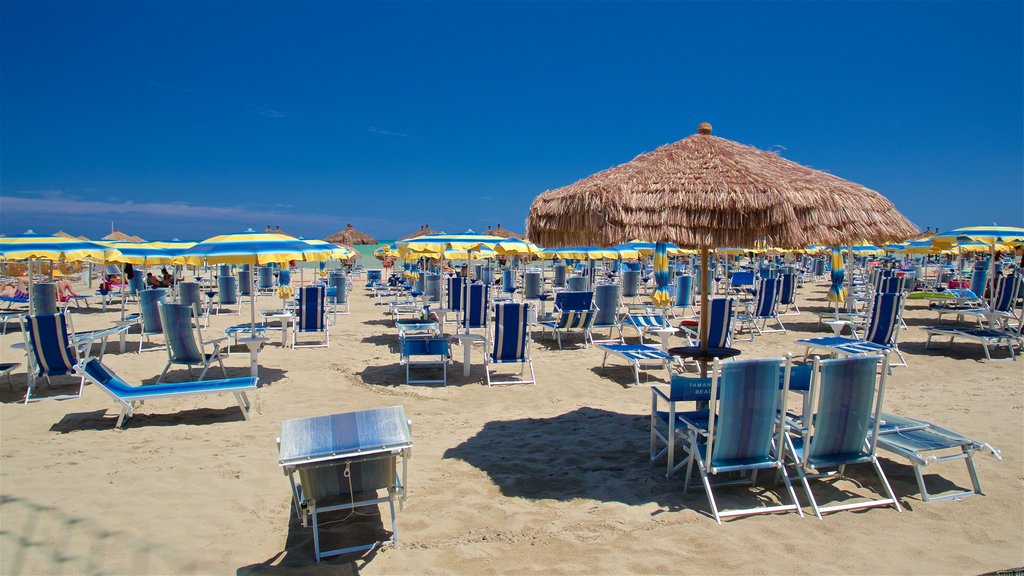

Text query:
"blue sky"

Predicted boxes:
[[1, 1, 1021, 242]]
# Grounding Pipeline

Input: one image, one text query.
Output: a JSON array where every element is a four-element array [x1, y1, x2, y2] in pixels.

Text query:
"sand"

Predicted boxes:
[[1, 274, 1022, 575]]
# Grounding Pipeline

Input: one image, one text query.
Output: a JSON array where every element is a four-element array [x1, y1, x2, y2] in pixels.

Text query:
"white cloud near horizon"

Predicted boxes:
[[252, 106, 287, 119], [368, 126, 416, 139]]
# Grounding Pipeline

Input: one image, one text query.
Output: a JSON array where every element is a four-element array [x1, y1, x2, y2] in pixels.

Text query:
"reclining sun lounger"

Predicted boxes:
[[597, 343, 674, 386], [77, 358, 257, 429], [874, 412, 1002, 502]]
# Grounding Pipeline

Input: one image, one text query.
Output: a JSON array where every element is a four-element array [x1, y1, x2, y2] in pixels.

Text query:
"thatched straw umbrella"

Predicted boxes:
[[325, 223, 378, 245], [103, 228, 145, 242], [527, 123, 917, 362], [53, 230, 77, 239], [485, 224, 524, 239], [402, 224, 436, 240]]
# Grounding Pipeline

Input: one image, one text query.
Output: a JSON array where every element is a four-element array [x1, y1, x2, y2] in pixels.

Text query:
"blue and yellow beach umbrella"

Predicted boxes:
[[396, 231, 508, 258], [0, 230, 120, 262], [826, 248, 846, 304], [100, 241, 192, 265], [616, 240, 690, 257], [931, 226, 1024, 249], [651, 241, 672, 308], [178, 230, 328, 266]]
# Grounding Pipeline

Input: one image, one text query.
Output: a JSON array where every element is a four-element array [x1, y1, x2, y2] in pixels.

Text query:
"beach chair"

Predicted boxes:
[[943, 273, 1021, 329], [873, 413, 1002, 502], [735, 277, 784, 339], [20, 313, 85, 403], [619, 309, 672, 344], [539, 290, 596, 349], [783, 356, 901, 519], [484, 302, 536, 386], [217, 273, 239, 314], [591, 283, 624, 344], [778, 272, 800, 315], [679, 297, 735, 349], [292, 286, 329, 348], [672, 275, 696, 318], [399, 337, 451, 384], [797, 292, 907, 372], [138, 288, 168, 352], [680, 357, 803, 523], [922, 322, 1020, 361], [598, 343, 674, 386], [157, 303, 228, 383], [78, 358, 255, 429], [460, 283, 490, 339], [650, 372, 713, 478], [727, 270, 755, 295]]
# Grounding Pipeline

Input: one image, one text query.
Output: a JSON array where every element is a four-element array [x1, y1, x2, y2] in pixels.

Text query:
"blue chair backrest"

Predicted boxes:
[[502, 269, 516, 293], [31, 283, 58, 315], [279, 268, 291, 287], [178, 282, 202, 318], [552, 264, 567, 288], [447, 276, 464, 311], [139, 289, 167, 334], [218, 275, 238, 304], [555, 309, 596, 330], [706, 297, 734, 348], [877, 276, 905, 294], [993, 274, 1020, 312], [730, 271, 755, 288], [479, 266, 494, 286], [298, 286, 325, 332], [402, 337, 449, 358], [708, 358, 785, 468], [258, 267, 274, 289], [864, 292, 904, 346], [593, 284, 621, 326], [129, 270, 145, 296], [462, 283, 489, 329], [970, 267, 987, 297], [567, 276, 588, 292], [24, 313, 77, 377], [82, 358, 133, 396], [491, 302, 529, 361], [555, 290, 593, 311], [674, 275, 693, 308], [367, 270, 382, 283], [754, 278, 781, 317], [238, 270, 252, 296], [805, 356, 880, 464], [159, 303, 203, 364], [523, 271, 542, 298], [779, 273, 796, 305], [668, 374, 713, 402], [621, 270, 640, 297]]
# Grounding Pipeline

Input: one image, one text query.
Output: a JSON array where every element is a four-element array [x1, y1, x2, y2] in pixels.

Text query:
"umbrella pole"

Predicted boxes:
[[698, 247, 710, 376], [28, 258, 34, 315]]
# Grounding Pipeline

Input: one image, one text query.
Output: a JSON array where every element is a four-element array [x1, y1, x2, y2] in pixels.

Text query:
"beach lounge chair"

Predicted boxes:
[[727, 270, 755, 295], [591, 283, 624, 344], [460, 283, 490, 339], [679, 297, 735, 349], [942, 273, 1021, 329], [598, 343, 674, 386], [873, 413, 1002, 502], [783, 356, 901, 519], [778, 272, 800, 315], [922, 323, 1020, 361], [138, 288, 168, 352], [797, 292, 907, 372], [484, 302, 536, 386], [20, 313, 85, 403], [78, 358, 255, 429], [650, 372, 714, 478], [292, 286, 329, 348], [157, 303, 228, 383], [400, 337, 451, 384], [680, 357, 803, 523], [217, 273, 239, 314], [539, 290, 596, 349], [1, 290, 30, 310], [619, 308, 672, 345], [672, 274, 696, 318], [735, 277, 784, 339]]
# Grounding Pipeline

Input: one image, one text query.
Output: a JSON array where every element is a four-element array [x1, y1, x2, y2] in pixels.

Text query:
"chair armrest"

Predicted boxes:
[[651, 385, 672, 403]]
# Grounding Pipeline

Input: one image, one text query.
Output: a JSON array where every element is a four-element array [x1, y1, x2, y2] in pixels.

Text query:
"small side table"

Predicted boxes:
[[450, 332, 485, 377]]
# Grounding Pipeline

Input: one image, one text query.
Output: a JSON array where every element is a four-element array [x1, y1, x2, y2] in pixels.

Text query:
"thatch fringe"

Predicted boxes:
[[526, 130, 918, 249]]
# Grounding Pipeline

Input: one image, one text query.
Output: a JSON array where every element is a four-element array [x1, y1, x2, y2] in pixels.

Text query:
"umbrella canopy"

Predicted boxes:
[[538, 246, 638, 260], [304, 239, 357, 260], [100, 241, 182, 265], [103, 228, 145, 242], [493, 238, 541, 257], [402, 224, 437, 240], [373, 244, 400, 259], [484, 224, 524, 239], [615, 240, 691, 257], [179, 230, 328, 266], [0, 230, 121, 262], [526, 123, 916, 355], [930, 226, 1024, 249], [324, 223, 378, 245], [396, 231, 508, 258], [849, 243, 885, 256]]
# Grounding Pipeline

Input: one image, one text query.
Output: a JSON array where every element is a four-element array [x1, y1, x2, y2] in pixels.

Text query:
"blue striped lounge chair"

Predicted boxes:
[[784, 355, 901, 519], [969, 266, 987, 300], [873, 412, 1002, 502], [78, 358, 255, 429], [598, 343, 674, 387], [400, 337, 451, 384], [138, 288, 168, 352], [935, 273, 1020, 329], [293, 286, 329, 348], [681, 357, 803, 523], [735, 277, 784, 339], [727, 270, 755, 295], [679, 297, 735, 349], [591, 283, 624, 344], [672, 275, 696, 318], [619, 309, 672, 345], [485, 302, 535, 386], [157, 303, 228, 383], [20, 313, 85, 403], [779, 272, 800, 315], [460, 283, 490, 339], [540, 290, 596, 349], [797, 291, 907, 372]]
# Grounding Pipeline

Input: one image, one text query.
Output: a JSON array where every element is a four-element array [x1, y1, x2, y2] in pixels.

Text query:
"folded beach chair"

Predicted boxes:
[[78, 358, 256, 429], [735, 277, 784, 339], [292, 285, 329, 348], [797, 292, 907, 372], [366, 269, 383, 287], [873, 413, 1002, 502], [216, 273, 239, 314], [177, 281, 206, 326], [783, 356, 901, 519], [619, 309, 672, 344], [681, 357, 803, 523], [485, 302, 536, 386], [539, 290, 596, 349], [138, 288, 168, 352], [328, 272, 351, 316], [157, 303, 228, 383], [400, 336, 451, 384], [778, 272, 800, 315], [591, 283, 624, 344]]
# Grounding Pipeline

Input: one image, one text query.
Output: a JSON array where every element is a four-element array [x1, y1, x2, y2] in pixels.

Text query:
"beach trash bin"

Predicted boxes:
[[218, 275, 238, 305], [502, 269, 516, 293], [524, 271, 542, 299], [552, 263, 567, 288], [238, 269, 252, 296], [258, 267, 274, 291], [567, 275, 587, 292], [594, 283, 621, 326], [621, 269, 640, 297], [178, 281, 202, 318]]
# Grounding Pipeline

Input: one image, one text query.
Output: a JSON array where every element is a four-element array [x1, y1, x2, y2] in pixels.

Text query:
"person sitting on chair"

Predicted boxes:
[[160, 267, 174, 287], [146, 272, 164, 288]]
